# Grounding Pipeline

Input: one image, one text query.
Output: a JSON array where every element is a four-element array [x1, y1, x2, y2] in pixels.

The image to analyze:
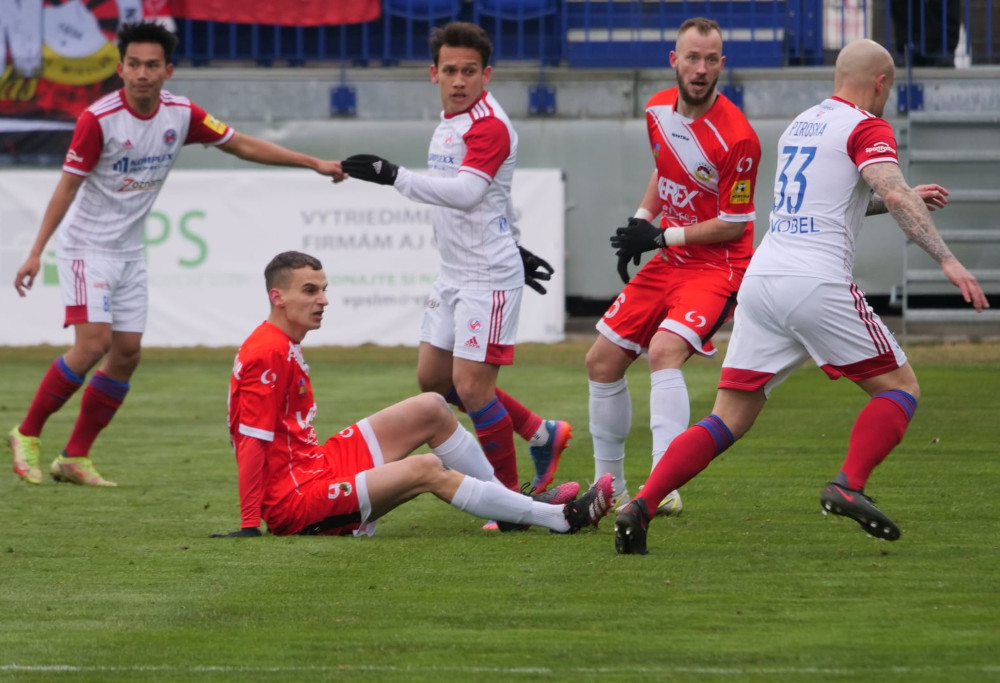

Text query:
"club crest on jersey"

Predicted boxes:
[[163, 128, 177, 146], [695, 164, 713, 182], [467, 318, 483, 333]]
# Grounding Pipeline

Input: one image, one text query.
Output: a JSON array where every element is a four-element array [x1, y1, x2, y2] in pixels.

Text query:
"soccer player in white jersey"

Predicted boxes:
[[614, 38, 989, 554], [9, 22, 345, 487], [213, 250, 612, 538], [588, 17, 762, 518], [340, 23, 570, 517]]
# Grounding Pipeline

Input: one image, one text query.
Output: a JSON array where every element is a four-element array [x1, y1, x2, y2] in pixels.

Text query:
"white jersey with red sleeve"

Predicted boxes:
[[58, 88, 234, 261], [424, 90, 522, 290], [645, 88, 761, 269], [748, 97, 899, 282], [227, 321, 328, 528]]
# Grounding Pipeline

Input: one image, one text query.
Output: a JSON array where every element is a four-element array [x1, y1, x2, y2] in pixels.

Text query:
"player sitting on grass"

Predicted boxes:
[[212, 251, 614, 538]]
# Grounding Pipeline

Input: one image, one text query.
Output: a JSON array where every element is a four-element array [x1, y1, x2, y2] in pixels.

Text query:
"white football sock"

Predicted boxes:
[[649, 368, 690, 470], [589, 378, 630, 497], [432, 425, 500, 484], [451, 477, 570, 533]]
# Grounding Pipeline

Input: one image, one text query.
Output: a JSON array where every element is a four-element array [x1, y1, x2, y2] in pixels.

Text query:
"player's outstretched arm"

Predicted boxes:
[[862, 162, 989, 312], [219, 132, 345, 181]]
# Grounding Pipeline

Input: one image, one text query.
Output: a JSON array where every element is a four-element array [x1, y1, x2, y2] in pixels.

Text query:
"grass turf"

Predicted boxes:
[[1, 341, 998, 681]]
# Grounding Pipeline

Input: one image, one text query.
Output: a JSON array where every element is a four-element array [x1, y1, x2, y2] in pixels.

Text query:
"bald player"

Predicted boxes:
[[613, 38, 990, 555]]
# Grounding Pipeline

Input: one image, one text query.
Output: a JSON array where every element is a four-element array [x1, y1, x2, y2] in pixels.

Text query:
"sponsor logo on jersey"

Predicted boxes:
[[118, 177, 164, 192], [695, 164, 713, 182], [203, 113, 228, 135], [658, 177, 699, 209], [163, 128, 177, 146], [65, 148, 84, 164], [467, 318, 483, 332], [684, 310, 707, 328], [327, 481, 354, 499], [729, 179, 751, 205], [464, 337, 480, 349], [121, 139, 134, 150], [260, 369, 276, 385], [865, 141, 895, 155]]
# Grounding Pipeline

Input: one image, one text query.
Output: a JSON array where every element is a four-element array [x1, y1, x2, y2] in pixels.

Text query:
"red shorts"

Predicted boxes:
[[267, 422, 379, 536], [596, 255, 743, 358]]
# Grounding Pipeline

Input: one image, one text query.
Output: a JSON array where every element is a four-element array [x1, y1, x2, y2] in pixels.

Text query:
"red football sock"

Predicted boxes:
[[63, 371, 130, 458], [638, 415, 735, 508], [20, 357, 85, 437], [447, 386, 543, 443], [494, 388, 544, 441], [469, 397, 519, 490], [840, 390, 916, 490]]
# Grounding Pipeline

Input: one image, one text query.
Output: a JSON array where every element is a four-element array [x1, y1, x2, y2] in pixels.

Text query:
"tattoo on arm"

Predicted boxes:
[[861, 163, 954, 263]]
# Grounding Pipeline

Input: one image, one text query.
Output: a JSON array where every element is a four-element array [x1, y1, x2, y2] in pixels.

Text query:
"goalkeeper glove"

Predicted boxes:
[[342, 154, 399, 186], [518, 245, 554, 295], [210, 527, 262, 538]]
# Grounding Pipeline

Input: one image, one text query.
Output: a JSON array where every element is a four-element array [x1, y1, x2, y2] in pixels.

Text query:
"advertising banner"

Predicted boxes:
[[0, 168, 565, 348]]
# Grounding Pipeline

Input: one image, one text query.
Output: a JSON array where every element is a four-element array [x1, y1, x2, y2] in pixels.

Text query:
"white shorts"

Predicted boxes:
[[420, 281, 522, 364], [59, 257, 148, 332], [721, 275, 907, 396]]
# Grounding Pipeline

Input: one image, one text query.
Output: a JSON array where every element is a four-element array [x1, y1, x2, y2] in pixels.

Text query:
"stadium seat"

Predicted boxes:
[[382, 0, 463, 64], [474, 0, 562, 64]]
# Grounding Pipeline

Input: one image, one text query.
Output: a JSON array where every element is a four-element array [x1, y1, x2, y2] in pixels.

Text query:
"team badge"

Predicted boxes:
[[467, 318, 483, 333], [163, 128, 177, 145], [695, 164, 713, 182]]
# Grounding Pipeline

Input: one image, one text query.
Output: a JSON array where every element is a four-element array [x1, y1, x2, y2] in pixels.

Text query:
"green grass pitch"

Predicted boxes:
[[1, 341, 998, 681]]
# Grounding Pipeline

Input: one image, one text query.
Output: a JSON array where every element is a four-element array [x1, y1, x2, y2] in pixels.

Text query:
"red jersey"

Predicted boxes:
[[227, 321, 325, 529], [645, 88, 761, 269]]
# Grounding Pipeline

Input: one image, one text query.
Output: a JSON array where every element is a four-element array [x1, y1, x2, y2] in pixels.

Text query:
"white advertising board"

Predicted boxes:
[[0, 169, 564, 347]]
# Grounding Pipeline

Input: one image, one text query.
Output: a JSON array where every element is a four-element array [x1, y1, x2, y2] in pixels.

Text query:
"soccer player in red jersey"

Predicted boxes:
[[9, 22, 345, 487], [215, 251, 613, 538], [614, 39, 989, 554], [586, 17, 762, 516]]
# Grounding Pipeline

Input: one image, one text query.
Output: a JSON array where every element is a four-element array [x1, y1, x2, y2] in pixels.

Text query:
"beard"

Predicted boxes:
[[675, 70, 719, 108]]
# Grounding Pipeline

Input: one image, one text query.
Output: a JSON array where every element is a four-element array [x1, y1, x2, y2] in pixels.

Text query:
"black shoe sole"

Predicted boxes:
[[821, 493, 901, 542], [614, 517, 648, 555]]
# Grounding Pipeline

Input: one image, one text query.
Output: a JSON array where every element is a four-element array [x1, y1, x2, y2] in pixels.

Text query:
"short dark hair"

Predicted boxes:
[[430, 22, 492, 67], [117, 22, 179, 64], [678, 17, 723, 43], [264, 251, 323, 291]]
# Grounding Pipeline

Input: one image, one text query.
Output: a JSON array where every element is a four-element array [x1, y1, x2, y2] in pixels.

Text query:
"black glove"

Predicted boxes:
[[210, 527, 262, 538], [610, 217, 665, 284], [342, 154, 399, 185], [518, 245, 554, 295]]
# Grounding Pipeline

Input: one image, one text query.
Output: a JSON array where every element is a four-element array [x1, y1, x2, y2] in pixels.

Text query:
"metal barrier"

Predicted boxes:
[[171, 0, 997, 68]]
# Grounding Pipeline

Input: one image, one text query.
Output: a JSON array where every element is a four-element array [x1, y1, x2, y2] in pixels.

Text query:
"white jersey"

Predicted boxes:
[[58, 89, 233, 261], [424, 91, 522, 290], [747, 97, 899, 283]]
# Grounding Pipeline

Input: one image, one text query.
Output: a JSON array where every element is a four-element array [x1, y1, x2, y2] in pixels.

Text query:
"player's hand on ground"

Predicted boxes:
[[210, 527, 262, 538], [518, 245, 554, 294], [913, 184, 949, 211], [610, 217, 664, 283], [342, 154, 399, 185], [14, 255, 41, 297], [941, 258, 990, 312]]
